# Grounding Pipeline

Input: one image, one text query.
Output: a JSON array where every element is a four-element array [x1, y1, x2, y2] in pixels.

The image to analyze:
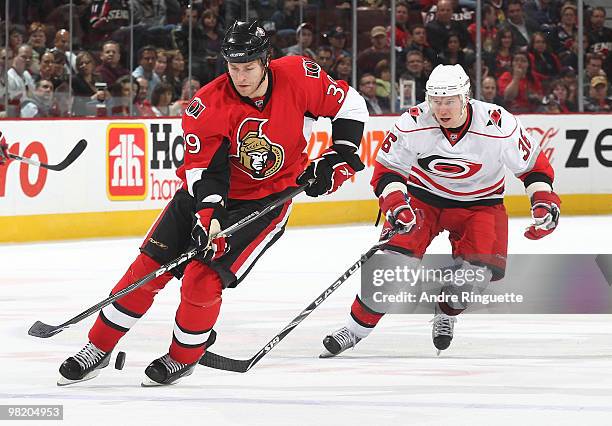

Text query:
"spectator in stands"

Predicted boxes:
[[584, 75, 612, 112], [7, 45, 36, 116], [523, 0, 560, 29], [271, 0, 302, 32], [374, 59, 394, 100], [134, 77, 155, 116], [357, 26, 390, 75], [169, 77, 202, 116], [436, 31, 474, 73], [132, 45, 160, 97], [164, 50, 186, 100], [481, 75, 505, 106], [198, 9, 224, 82], [108, 75, 137, 116], [326, 26, 351, 61], [153, 49, 168, 94], [72, 51, 108, 117], [539, 79, 575, 112], [549, 3, 578, 64], [8, 26, 26, 57], [399, 50, 427, 103], [468, 4, 498, 53], [505, 0, 540, 48], [484, 25, 515, 78], [53, 29, 77, 73], [89, 0, 130, 45], [96, 40, 129, 87], [528, 32, 561, 80], [426, 0, 471, 53], [497, 50, 544, 112], [587, 7, 612, 57], [559, 65, 578, 106], [36, 51, 55, 83], [171, 6, 199, 59], [27, 22, 48, 74], [359, 72, 389, 114], [0, 48, 12, 115], [20, 79, 54, 118], [583, 53, 606, 95], [261, 20, 285, 60], [330, 55, 353, 85], [405, 24, 437, 67], [49, 48, 69, 93], [387, 1, 411, 51], [315, 46, 334, 74], [284, 23, 316, 58], [150, 82, 173, 116]]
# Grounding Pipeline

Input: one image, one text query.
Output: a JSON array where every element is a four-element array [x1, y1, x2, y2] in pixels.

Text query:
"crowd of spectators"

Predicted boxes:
[[1, 0, 611, 118]]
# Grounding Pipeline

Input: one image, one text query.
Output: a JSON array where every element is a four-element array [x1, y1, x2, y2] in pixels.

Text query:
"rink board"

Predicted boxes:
[[1, 114, 611, 242]]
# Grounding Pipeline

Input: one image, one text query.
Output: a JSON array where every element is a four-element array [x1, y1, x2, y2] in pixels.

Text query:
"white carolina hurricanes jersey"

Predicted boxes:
[[375, 99, 542, 203]]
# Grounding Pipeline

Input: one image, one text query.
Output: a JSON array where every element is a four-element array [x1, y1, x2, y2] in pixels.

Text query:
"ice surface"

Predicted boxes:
[[1, 216, 611, 425]]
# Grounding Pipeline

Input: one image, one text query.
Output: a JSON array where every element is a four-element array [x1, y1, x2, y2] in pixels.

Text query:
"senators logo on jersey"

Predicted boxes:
[[234, 118, 284, 179]]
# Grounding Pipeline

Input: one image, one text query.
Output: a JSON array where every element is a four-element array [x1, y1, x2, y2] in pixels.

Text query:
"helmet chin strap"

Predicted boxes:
[[254, 56, 270, 92]]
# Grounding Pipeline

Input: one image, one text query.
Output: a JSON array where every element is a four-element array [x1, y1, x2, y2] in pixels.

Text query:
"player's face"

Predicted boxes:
[[429, 95, 465, 128], [228, 60, 267, 98]]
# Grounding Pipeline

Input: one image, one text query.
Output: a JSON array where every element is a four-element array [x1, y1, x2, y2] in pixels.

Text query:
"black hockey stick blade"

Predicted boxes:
[[8, 139, 87, 171], [28, 320, 67, 338], [199, 351, 251, 373]]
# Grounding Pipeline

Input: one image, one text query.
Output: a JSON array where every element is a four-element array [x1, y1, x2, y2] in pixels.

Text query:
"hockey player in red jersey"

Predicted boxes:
[[58, 21, 368, 386], [321, 64, 560, 357]]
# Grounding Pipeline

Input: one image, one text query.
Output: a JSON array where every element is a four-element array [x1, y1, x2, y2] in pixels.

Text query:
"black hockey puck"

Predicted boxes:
[[115, 351, 126, 370]]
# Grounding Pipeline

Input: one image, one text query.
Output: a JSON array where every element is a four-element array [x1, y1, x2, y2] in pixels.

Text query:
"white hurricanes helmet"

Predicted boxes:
[[426, 64, 471, 108]]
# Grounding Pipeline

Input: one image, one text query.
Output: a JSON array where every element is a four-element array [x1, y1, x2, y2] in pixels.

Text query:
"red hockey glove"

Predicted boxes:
[[379, 190, 417, 233], [192, 207, 228, 262], [0, 134, 9, 166], [297, 145, 364, 197], [524, 191, 561, 240]]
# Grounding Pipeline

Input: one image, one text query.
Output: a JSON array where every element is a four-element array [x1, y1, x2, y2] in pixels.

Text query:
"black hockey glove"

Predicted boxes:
[[192, 203, 228, 262], [297, 145, 364, 197], [0, 133, 9, 166]]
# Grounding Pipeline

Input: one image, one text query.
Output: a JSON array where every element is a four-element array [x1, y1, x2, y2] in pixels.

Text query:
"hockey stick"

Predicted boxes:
[[28, 184, 308, 338], [198, 232, 396, 373], [6, 138, 87, 171]]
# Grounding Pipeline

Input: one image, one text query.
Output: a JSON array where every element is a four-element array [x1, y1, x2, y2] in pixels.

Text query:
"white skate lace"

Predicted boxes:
[[159, 354, 187, 374], [73, 343, 106, 369], [431, 314, 457, 337], [332, 327, 358, 350]]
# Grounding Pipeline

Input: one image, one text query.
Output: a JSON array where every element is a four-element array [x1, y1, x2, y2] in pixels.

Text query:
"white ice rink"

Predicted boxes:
[[1, 216, 612, 425]]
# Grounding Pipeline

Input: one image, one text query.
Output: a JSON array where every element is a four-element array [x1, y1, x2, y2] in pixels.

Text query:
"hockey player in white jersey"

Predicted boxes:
[[321, 64, 561, 357]]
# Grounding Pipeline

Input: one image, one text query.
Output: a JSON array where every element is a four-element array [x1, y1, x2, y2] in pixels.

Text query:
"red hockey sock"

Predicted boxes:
[[89, 253, 173, 352], [350, 295, 384, 328], [169, 261, 222, 364]]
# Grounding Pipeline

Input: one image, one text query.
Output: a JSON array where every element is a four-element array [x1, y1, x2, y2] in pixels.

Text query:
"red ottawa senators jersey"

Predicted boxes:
[[177, 56, 368, 202]]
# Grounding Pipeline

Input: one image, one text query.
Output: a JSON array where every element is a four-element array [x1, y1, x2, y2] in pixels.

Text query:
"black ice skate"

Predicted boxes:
[[320, 326, 362, 358], [431, 306, 457, 355], [57, 342, 111, 386], [141, 354, 197, 387]]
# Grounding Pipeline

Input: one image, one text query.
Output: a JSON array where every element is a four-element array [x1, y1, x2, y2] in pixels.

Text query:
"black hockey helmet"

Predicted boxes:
[[221, 20, 270, 64]]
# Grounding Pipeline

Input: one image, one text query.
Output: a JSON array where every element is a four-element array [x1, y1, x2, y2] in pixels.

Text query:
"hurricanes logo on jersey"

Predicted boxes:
[[234, 118, 284, 179], [416, 155, 482, 179]]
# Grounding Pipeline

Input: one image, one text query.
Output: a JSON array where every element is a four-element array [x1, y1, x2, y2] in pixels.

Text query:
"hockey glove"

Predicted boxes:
[[524, 191, 561, 240], [192, 205, 228, 262], [0, 136, 8, 166], [297, 145, 364, 197], [379, 190, 417, 234]]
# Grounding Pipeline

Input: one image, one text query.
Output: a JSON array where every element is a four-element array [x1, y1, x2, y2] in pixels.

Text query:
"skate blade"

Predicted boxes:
[[319, 349, 338, 359], [57, 370, 101, 386], [436, 349, 441, 356], [141, 376, 180, 387]]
